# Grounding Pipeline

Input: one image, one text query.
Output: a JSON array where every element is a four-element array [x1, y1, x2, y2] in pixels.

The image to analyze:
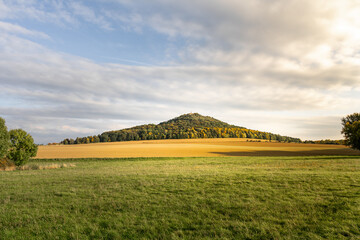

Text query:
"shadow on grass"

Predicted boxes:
[[210, 148, 360, 157]]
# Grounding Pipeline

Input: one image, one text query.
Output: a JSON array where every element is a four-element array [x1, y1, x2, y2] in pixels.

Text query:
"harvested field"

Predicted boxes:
[[35, 138, 360, 159]]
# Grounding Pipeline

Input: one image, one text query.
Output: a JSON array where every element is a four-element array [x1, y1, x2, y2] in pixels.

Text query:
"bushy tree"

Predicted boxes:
[[0, 117, 10, 159], [7, 129, 38, 166], [341, 113, 360, 151]]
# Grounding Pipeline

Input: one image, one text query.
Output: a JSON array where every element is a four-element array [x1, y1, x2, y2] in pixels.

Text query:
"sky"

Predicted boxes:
[[1, 0, 360, 144]]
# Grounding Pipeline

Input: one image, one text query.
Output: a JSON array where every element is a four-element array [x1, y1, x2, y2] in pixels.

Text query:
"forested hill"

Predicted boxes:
[[60, 113, 301, 144], [159, 113, 238, 129]]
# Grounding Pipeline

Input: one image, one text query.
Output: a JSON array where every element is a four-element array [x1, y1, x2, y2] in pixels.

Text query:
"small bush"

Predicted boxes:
[[0, 158, 16, 171], [17, 163, 76, 171], [7, 129, 38, 166]]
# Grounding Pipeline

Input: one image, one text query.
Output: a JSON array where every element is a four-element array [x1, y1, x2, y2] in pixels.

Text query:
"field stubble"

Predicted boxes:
[[36, 138, 360, 159]]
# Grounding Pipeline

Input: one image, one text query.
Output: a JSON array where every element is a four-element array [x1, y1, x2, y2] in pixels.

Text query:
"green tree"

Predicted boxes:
[[7, 129, 38, 166], [0, 117, 10, 159], [94, 135, 100, 143], [341, 113, 360, 151]]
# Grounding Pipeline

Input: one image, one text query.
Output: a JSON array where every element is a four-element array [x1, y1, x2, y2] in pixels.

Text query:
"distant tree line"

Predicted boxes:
[[303, 139, 345, 145], [61, 126, 301, 145]]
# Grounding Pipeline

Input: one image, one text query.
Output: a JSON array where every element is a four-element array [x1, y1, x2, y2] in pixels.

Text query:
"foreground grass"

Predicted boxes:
[[1, 156, 360, 239]]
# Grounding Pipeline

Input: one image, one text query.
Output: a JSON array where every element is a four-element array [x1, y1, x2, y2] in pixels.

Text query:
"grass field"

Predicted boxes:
[[1, 156, 360, 239], [36, 138, 360, 159]]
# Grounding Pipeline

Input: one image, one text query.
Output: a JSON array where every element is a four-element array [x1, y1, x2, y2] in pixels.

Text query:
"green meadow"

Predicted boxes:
[[1, 156, 360, 239]]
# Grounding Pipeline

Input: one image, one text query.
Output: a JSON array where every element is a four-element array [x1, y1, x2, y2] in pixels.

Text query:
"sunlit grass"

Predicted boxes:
[[1, 156, 359, 239]]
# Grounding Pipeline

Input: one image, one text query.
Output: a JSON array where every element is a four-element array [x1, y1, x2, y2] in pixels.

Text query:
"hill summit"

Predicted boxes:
[[60, 113, 301, 144], [159, 113, 238, 129]]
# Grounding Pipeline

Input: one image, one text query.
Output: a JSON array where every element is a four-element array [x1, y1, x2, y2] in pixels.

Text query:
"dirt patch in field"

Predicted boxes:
[[35, 138, 360, 159]]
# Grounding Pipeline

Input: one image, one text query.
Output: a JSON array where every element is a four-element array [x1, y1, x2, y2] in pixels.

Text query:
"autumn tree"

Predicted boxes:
[[341, 113, 360, 151]]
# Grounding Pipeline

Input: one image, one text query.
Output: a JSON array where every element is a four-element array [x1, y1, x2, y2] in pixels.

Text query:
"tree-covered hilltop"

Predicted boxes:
[[160, 113, 238, 129], [60, 113, 301, 144]]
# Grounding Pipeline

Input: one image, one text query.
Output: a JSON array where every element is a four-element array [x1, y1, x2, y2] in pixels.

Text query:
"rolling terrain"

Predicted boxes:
[[36, 138, 360, 159]]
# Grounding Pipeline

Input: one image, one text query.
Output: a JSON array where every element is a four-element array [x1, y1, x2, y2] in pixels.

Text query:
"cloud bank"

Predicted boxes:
[[0, 0, 359, 143]]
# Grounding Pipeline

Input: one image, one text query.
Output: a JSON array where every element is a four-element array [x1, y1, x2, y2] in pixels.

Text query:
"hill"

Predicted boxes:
[[60, 113, 301, 144], [159, 113, 238, 129]]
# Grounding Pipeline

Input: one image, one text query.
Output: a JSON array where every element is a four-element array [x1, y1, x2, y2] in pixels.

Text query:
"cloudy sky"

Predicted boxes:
[[1, 0, 359, 144]]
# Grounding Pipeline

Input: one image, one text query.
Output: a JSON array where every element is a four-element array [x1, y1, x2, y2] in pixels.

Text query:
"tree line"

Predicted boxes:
[[303, 139, 345, 145], [61, 125, 301, 145]]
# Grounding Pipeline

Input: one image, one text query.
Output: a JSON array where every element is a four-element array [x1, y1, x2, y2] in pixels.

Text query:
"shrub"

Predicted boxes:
[[7, 129, 38, 166], [0, 158, 16, 171], [0, 117, 10, 159]]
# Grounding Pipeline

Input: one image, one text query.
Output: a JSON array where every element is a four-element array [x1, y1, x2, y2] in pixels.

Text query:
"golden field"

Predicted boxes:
[[35, 138, 360, 159]]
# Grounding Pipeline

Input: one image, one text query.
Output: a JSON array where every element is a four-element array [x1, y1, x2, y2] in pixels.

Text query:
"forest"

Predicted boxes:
[[60, 113, 302, 144]]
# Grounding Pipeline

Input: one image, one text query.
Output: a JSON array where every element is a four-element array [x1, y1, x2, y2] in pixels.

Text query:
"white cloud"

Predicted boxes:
[[0, 0, 360, 143], [114, 1, 360, 74], [0, 0, 10, 18], [68, 1, 113, 30], [1, 30, 357, 143], [0, 0, 76, 27], [0, 21, 50, 39]]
